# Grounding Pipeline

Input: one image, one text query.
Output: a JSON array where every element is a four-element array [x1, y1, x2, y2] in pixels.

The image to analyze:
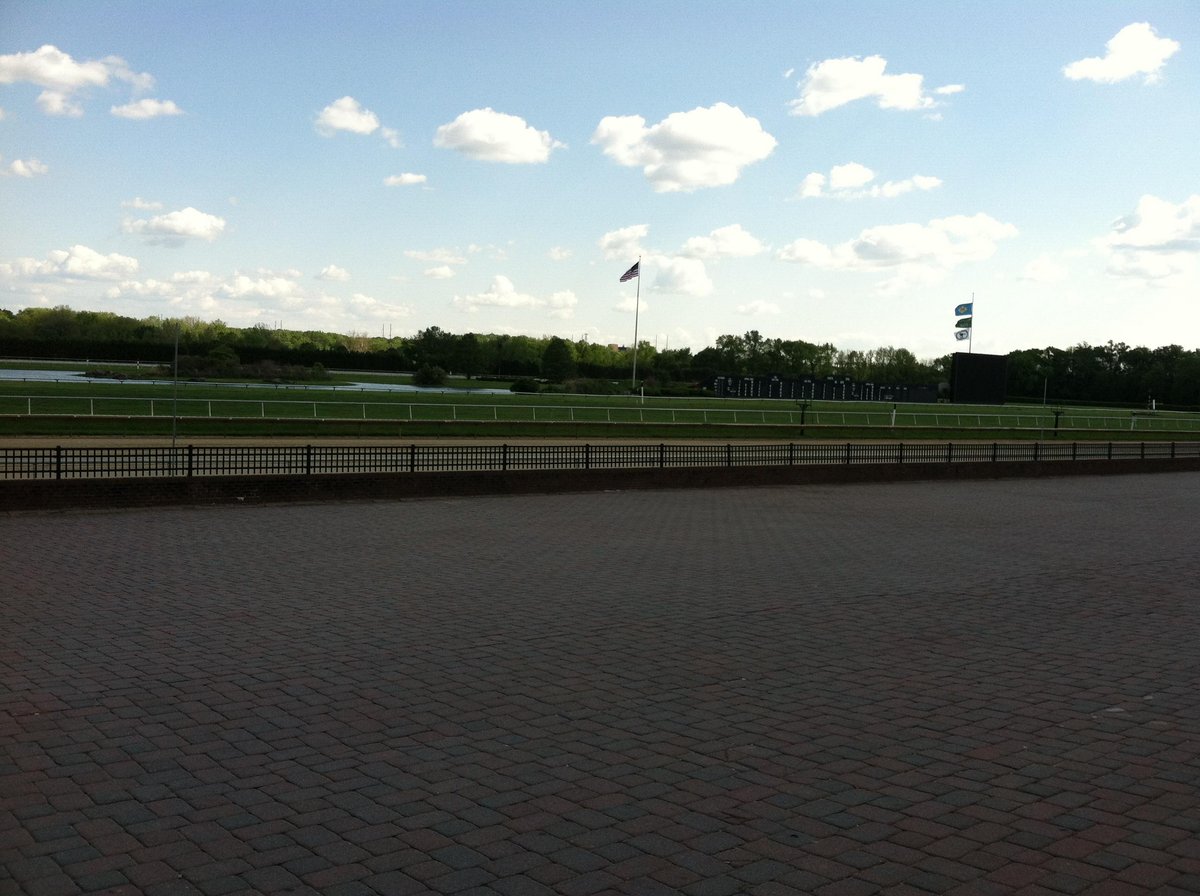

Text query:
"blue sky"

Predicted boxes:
[[2, 1, 1197, 359]]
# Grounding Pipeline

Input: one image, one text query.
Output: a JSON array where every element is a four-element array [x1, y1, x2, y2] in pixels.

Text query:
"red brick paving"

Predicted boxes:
[[3, 472, 1200, 894]]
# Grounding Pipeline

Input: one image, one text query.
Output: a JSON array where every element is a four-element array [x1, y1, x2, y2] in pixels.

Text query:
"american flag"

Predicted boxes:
[[619, 261, 639, 282]]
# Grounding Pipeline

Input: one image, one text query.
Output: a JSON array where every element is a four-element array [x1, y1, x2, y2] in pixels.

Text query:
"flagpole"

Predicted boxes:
[[969, 292, 974, 354], [630, 256, 641, 390]]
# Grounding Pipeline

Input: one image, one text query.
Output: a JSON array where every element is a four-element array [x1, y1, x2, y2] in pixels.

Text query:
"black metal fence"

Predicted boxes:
[[3, 441, 1198, 481]]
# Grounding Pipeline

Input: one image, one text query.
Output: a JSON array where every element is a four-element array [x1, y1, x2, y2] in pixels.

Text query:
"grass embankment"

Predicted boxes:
[[2, 376, 1199, 441]]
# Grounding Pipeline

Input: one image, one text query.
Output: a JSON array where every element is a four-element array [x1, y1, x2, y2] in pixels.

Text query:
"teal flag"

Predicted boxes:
[[954, 302, 973, 316]]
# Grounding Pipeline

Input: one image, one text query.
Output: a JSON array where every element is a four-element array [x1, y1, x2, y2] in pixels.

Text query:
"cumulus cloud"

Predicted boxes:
[[779, 213, 1017, 294], [593, 103, 776, 192], [315, 264, 350, 281], [680, 224, 765, 259], [797, 162, 942, 199], [453, 275, 575, 316], [737, 299, 781, 315], [3, 157, 49, 177], [1064, 23, 1180, 85], [548, 247, 572, 261], [122, 197, 162, 210], [123, 206, 227, 244], [0, 44, 155, 117], [1021, 254, 1070, 284], [647, 255, 713, 296], [315, 96, 380, 135], [789, 55, 956, 116], [425, 266, 456, 279], [598, 224, 648, 261], [111, 98, 183, 119], [1097, 193, 1200, 282], [0, 244, 138, 280], [384, 172, 427, 187], [434, 108, 563, 163], [349, 292, 412, 319], [405, 248, 467, 265]]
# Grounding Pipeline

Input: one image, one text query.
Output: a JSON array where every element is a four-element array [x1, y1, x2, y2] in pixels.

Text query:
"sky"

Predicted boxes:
[[1, 1, 1197, 360]]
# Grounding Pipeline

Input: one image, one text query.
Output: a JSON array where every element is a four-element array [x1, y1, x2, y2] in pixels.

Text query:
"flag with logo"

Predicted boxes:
[[955, 329, 970, 341], [954, 302, 973, 316], [620, 261, 639, 282]]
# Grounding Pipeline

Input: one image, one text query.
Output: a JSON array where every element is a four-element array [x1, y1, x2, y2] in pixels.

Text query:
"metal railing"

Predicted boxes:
[[3, 440, 1197, 481], [6, 393, 1200, 432]]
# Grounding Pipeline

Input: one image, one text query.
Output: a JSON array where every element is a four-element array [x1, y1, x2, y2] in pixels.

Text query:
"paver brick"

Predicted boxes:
[[4, 474, 1200, 895]]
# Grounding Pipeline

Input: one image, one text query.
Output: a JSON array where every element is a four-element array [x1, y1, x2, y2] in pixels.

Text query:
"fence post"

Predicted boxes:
[[946, 442, 953, 463], [187, 444, 194, 477], [898, 443, 904, 464], [1107, 442, 1113, 461], [1072, 442, 1077, 461], [1140, 441, 1145, 460], [502, 444, 508, 471], [846, 442, 852, 464], [726, 443, 732, 467], [306, 444, 313, 476], [1033, 442, 1040, 462], [56, 445, 62, 480], [409, 443, 416, 473], [992, 442, 998, 463], [659, 443, 665, 468], [1171, 441, 1176, 459], [788, 442, 795, 466], [585, 444, 591, 470]]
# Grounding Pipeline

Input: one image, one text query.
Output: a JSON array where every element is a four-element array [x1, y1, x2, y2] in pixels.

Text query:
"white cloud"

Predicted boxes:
[[451, 276, 577, 318], [219, 271, 303, 299], [598, 224, 648, 261], [425, 266, 456, 279], [349, 292, 412, 319], [737, 299, 781, 315], [548, 247, 572, 261], [790, 55, 951, 116], [121, 197, 162, 210], [315, 96, 380, 136], [681, 224, 765, 259], [830, 162, 875, 190], [797, 162, 941, 200], [384, 172, 427, 186], [779, 213, 1017, 294], [434, 107, 563, 163], [380, 126, 402, 149], [453, 275, 540, 311], [315, 264, 350, 281], [0, 45, 154, 117], [405, 248, 467, 264], [935, 84, 966, 95], [123, 206, 227, 244], [546, 291, 578, 319], [1021, 254, 1070, 284], [111, 98, 182, 119], [593, 103, 776, 192], [1064, 23, 1180, 85], [798, 172, 826, 198], [648, 255, 713, 296], [0, 244, 138, 281], [4, 157, 48, 177], [1098, 193, 1200, 282]]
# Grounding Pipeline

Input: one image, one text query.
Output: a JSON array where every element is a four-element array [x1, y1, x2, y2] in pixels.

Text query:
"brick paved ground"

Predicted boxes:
[[3, 473, 1200, 896]]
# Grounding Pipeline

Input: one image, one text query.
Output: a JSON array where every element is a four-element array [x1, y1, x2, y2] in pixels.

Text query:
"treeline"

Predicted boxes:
[[2, 306, 1199, 406]]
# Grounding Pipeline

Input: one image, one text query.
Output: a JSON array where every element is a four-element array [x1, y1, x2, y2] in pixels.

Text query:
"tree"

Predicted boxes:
[[541, 337, 576, 383]]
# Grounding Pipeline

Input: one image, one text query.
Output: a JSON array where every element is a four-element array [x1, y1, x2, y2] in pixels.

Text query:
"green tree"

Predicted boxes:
[[541, 336, 577, 383]]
